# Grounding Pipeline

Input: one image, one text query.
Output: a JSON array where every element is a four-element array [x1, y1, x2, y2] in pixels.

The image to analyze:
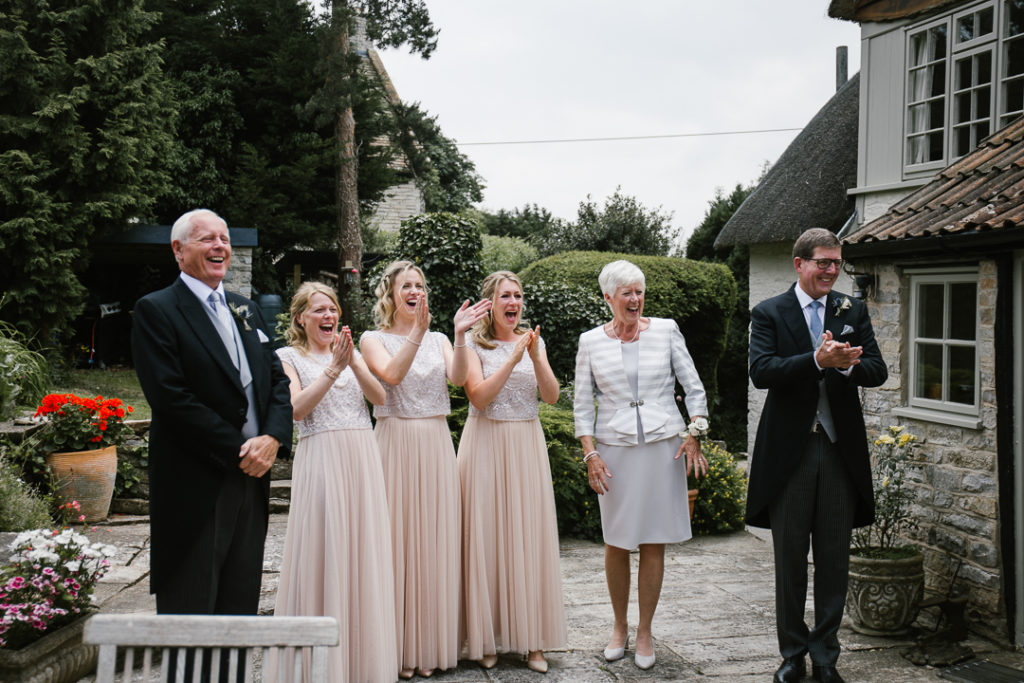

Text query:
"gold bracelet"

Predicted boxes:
[[323, 366, 340, 380], [406, 336, 421, 346]]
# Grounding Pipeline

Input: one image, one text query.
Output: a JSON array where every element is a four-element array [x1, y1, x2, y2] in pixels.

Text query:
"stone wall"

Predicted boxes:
[[223, 245, 254, 299], [369, 180, 425, 234], [861, 260, 1004, 639]]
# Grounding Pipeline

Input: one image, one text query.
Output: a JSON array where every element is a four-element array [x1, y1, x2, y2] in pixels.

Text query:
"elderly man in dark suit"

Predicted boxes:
[[132, 208, 292, 616], [747, 228, 887, 683]]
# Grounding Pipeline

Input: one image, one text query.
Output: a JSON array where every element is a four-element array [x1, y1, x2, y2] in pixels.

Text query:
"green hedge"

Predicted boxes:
[[691, 442, 747, 535], [520, 251, 737, 411]]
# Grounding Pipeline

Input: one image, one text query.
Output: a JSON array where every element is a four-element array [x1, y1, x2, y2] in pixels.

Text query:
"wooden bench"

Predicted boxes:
[[84, 614, 338, 682]]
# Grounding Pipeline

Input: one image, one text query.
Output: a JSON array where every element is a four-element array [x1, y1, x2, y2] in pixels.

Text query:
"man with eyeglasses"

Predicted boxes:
[[746, 228, 887, 683]]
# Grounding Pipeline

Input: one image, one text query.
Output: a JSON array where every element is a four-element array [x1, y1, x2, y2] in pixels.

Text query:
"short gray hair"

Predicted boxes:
[[598, 260, 645, 297], [170, 209, 223, 244]]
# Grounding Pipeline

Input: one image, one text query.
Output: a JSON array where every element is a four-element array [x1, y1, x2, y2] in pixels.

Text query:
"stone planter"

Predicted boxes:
[[45, 445, 117, 522], [846, 550, 924, 636], [0, 613, 97, 683]]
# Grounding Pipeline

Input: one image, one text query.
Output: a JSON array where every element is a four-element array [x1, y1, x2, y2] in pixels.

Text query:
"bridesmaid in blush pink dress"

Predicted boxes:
[[359, 261, 490, 679], [456, 271, 567, 674], [270, 281, 397, 683]]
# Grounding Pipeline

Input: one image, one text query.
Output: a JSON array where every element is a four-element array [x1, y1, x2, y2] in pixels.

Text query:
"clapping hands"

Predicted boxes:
[[329, 325, 354, 373], [815, 330, 863, 369]]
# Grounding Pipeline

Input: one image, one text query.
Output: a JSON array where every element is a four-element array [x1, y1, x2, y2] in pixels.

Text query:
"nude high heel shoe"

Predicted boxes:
[[603, 634, 629, 662]]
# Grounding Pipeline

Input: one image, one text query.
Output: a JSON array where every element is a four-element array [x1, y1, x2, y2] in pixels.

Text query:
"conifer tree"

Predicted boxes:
[[0, 0, 175, 340]]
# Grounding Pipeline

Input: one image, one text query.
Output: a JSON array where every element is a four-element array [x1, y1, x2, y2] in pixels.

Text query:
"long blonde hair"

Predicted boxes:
[[286, 281, 341, 351], [470, 271, 528, 350], [372, 260, 427, 330]]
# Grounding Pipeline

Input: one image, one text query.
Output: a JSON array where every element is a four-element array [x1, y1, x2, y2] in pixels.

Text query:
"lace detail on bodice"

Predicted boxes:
[[468, 337, 543, 421], [360, 330, 451, 418], [276, 346, 372, 437]]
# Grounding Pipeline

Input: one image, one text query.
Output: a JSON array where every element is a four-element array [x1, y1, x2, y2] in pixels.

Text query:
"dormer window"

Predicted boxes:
[[904, 1, 1024, 175]]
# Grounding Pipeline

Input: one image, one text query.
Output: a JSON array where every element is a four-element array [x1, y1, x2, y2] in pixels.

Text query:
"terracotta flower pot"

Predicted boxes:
[[846, 550, 924, 636], [0, 613, 97, 683], [688, 488, 698, 519], [45, 445, 117, 522]]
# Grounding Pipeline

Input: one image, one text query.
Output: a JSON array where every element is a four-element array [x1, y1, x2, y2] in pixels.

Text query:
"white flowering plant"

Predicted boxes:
[[0, 506, 117, 649], [851, 425, 920, 559]]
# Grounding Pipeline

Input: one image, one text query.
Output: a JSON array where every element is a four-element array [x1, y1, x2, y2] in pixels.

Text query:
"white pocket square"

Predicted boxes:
[[257, 329, 270, 343], [841, 324, 855, 336]]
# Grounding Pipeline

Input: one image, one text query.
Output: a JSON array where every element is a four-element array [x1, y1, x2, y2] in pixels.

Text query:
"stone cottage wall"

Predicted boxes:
[[222, 245, 253, 299], [369, 181, 426, 233], [862, 260, 1004, 639]]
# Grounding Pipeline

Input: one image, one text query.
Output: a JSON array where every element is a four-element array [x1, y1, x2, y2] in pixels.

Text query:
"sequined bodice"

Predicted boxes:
[[360, 330, 451, 418], [276, 346, 372, 437], [468, 337, 543, 421]]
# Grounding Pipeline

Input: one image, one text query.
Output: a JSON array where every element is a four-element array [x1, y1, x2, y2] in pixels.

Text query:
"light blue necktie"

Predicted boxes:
[[809, 300, 823, 343], [808, 300, 836, 441]]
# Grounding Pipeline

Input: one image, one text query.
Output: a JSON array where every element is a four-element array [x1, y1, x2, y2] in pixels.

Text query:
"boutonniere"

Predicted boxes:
[[228, 302, 252, 331], [832, 296, 852, 317]]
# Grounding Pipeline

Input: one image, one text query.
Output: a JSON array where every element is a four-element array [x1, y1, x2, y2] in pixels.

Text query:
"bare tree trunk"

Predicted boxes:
[[333, 1, 361, 326]]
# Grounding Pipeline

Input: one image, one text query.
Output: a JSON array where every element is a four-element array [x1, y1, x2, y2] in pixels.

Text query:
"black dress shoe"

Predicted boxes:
[[812, 664, 845, 683], [773, 656, 806, 683]]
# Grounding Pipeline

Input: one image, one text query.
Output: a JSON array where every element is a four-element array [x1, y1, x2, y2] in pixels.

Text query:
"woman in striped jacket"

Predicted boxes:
[[574, 259, 709, 671]]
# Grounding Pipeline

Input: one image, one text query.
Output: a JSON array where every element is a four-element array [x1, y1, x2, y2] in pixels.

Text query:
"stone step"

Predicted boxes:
[[271, 458, 292, 481], [270, 479, 291, 501]]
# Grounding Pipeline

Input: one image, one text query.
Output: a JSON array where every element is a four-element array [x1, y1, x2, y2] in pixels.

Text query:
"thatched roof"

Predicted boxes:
[[715, 72, 858, 248]]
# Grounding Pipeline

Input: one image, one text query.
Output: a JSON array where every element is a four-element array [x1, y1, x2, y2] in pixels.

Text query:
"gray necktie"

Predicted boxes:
[[207, 292, 253, 388], [207, 292, 259, 439], [808, 300, 836, 441]]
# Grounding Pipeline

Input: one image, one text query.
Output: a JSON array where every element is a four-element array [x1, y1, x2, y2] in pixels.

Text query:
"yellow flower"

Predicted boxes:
[[882, 477, 890, 487], [876, 435, 895, 446]]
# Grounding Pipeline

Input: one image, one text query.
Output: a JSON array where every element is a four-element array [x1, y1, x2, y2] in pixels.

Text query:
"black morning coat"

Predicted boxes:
[[746, 285, 888, 529], [131, 278, 293, 593]]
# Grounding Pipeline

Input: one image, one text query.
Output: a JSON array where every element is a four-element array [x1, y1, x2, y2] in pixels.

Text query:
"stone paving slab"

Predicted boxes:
[[72, 514, 1024, 682]]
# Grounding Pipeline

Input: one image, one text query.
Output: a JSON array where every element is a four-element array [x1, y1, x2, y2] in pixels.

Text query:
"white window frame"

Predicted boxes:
[[900, 0, 1024, 176], [1000, 0, 1024, 126], [902, 269, 981, 422], [950, 42, 996, 157]]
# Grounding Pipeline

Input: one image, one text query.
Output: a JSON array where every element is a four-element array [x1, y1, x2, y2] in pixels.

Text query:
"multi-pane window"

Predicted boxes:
[[905, 1, 1024, 171], [908, 272, 979, 414], [1001, 0, 1024, 124]]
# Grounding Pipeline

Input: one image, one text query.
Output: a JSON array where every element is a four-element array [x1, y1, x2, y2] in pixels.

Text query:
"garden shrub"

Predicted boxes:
[[541, 403, 602, 541], [691, 441, 747, 535], [521, 281, 608, 384], [0, 317, 49, 421], [390, 212, 483, 336], [0, 453, 51, 532], [520, 251, 737, 412], [1, 433, 50, 496], [480, 234, 538, 275]]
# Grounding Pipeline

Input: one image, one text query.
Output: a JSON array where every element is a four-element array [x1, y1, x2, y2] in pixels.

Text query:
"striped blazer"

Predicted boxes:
[[573, 317, 706, 446]]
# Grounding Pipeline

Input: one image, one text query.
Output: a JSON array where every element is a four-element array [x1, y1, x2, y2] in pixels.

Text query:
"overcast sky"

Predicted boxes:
[[378, 2, 862, 243]]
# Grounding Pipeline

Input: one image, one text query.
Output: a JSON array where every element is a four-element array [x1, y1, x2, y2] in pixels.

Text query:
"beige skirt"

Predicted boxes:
[[376, 416, 460, 671], [457, 415, 567, 658], [271, 428, 397, 683]]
